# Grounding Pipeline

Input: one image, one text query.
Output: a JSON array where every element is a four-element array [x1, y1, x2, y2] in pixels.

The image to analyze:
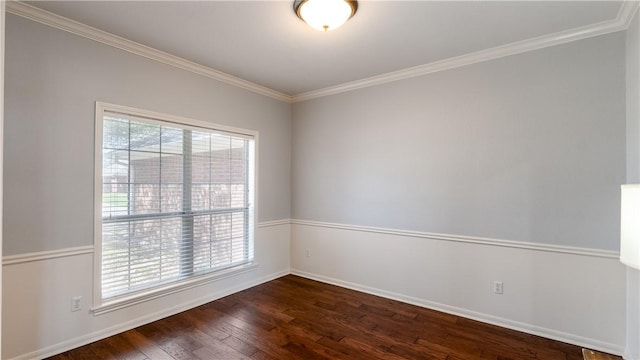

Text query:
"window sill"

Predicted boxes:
[[92, 262, 259, 316]]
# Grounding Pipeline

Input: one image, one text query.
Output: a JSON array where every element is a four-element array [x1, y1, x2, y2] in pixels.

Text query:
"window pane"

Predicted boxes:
[[193, 215, 212, 272], [102, 149, 129, 218], [161, 184, 182, 212], [102, 217, 182, 298], [231, 212, 247, 263], [211, 212, 232, 267], [192, 131, 211, 155], [131, 184, 160, 215], [102, 221, 132, 296], [130, 122, 160, 152], [212, 184, 231, 209], [160, 153, 183, 184], [130, 151, 160, 215], [192, 152, 211, 184], [192, 184, 210, 211], [103, 117, 129, 150], [161, 127, 183, 154], [130, 151, 160, 184], [231, 184, 246, 208], [212, 144, 231, 209]]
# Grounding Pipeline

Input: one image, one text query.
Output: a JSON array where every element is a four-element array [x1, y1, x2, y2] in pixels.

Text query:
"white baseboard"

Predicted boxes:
[[8, 269, 289, 360], [290, 269, 625, 357]]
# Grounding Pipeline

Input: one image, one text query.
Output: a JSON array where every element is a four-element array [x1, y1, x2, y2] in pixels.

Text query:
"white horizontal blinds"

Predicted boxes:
[[101, 110, 254, 300]]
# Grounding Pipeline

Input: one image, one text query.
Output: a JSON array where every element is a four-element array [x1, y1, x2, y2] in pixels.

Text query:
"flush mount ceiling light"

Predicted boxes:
[[294, 0, 358, 32]]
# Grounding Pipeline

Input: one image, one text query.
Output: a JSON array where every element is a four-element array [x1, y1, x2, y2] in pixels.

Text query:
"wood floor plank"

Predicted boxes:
[[84, 339, 120, 360], [281, 333, 356, 360], [156, 340, 193, 360], [248, 350, 280, 360], [191, 343, 251, 360], [387, 342, 448, 360], [104, 335, 148, 360], [44, 275, 617, 360], [46, 352, 74, 360], [221, 334, 260, 357], [120, 330, 176, 360], [330, 336, 411, 360]]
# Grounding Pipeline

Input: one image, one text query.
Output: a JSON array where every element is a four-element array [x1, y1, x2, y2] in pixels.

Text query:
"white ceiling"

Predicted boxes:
[[25, 1, 623, 96]]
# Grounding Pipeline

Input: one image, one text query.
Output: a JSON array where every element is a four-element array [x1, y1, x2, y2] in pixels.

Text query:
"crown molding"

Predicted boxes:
[[292, 1, 640, 102], [5, 1, 293, 103], [619, 0, 640, 29], [6, 1, 638, 104]]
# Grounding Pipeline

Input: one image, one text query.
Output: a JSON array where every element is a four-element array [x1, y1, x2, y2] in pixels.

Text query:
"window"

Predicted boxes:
[[94, 102, 255, 310]]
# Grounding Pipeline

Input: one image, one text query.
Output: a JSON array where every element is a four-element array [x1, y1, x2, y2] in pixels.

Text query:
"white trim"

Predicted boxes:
[[291, 1, 640, 102], [6, 1, 640, 103], [291, 219, 619, 259], [257, 219, 292, 228], [5, 1, 292, 103], [620, 0, 640, 30], [0, 219, 291, 266], [94, 102, 104, 310], [5, 269, 290, 360], [290, 269, 625, 357], [92, 263, 260, 316], [96, 101, 259, 139], [2, 218, 617, 266], [2, 246, 94, 266]]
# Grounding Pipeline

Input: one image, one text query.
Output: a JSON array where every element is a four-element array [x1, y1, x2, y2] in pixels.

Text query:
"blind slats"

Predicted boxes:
[[100, 110, 255, 300]]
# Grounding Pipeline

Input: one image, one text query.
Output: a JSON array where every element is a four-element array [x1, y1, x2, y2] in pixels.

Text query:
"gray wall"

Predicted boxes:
[[4, 14, 291, 255], [4, 12, 628, 254], [629, 11, 640, 184], [292, 32, 626, 250], [625, 9, 640, 360]]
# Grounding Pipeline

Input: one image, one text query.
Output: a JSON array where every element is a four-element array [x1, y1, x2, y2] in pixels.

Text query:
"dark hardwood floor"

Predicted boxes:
[[47, 275, 598, 360]]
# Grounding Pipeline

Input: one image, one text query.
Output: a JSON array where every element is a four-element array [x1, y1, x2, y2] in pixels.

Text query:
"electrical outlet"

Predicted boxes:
[[493, 281, 504, 295], [71, 296, 82, 312], [305, 248, 311, 258]]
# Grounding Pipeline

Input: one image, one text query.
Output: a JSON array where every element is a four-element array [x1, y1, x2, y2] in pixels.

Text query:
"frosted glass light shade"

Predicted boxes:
[[621, 184, 640, 270], [294, 0, 357, 32]]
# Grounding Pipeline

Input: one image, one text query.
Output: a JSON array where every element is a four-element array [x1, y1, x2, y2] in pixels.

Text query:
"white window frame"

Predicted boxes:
[[93, 102, 258, 314]]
